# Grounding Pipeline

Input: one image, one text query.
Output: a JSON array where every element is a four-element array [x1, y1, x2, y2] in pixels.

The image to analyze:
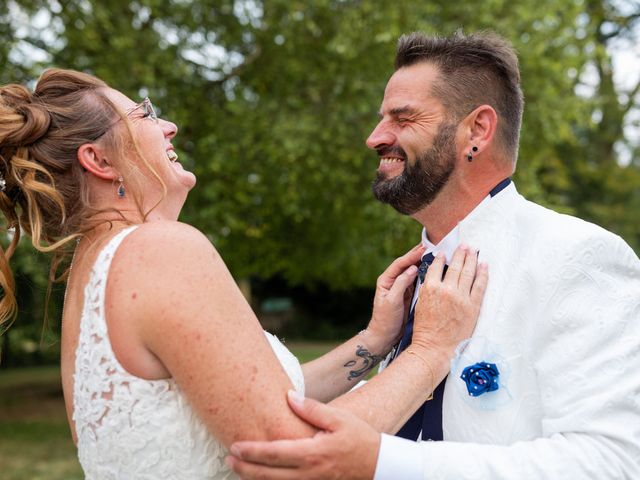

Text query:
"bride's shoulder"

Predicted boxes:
[[122, 221, 219, 259], [129, 220, 211, 243], [113, 221, 223, 285]]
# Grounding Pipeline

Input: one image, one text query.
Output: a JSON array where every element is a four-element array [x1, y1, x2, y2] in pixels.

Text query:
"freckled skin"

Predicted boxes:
[[58, 86, 319, 451], [101, 221, 315, 447]]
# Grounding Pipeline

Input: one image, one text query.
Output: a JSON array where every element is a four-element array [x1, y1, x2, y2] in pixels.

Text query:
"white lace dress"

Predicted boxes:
[[73, 226, 305, 479]]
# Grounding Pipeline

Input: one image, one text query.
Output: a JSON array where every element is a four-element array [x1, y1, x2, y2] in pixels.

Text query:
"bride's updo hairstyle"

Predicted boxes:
[[0, 68, 150, 334]]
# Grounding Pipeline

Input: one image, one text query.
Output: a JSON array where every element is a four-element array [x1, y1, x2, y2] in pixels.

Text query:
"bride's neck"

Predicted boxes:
[[79, 208, 173, 242]]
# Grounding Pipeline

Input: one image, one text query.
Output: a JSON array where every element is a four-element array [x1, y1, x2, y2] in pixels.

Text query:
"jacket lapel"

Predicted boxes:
[[458, 183, 522, 337]]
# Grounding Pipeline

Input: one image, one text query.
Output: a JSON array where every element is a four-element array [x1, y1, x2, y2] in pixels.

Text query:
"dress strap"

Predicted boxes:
[[90, 225, 139, 283], [82, 225, 139, 341]]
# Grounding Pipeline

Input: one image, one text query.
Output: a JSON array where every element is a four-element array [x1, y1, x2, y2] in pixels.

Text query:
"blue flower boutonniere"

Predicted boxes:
[[451, 337, 512, 410], [461, 362, 500, 397]]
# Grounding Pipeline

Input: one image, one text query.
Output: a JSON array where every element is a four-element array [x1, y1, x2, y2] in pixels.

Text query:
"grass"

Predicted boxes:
[[0, 365, 83, 480], [0, 342, 336, 479]]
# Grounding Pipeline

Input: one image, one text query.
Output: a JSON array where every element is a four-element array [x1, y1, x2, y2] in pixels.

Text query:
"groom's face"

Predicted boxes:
[[366, 62, 459, 215]]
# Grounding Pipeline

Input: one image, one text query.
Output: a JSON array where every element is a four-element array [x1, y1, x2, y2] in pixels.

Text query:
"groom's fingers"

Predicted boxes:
[[229, 438, 313, 468], [227, 455, 300, 480], [229, 393, 340, 470], [286, 390, 344, 432], [229, 391, 381, 480]]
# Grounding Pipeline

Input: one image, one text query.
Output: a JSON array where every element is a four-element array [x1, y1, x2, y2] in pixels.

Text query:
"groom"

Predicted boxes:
[[229, 31, 640, 478]]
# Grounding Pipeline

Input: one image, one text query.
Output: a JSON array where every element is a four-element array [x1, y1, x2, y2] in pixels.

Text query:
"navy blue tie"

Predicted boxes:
[[394, 253, 434, 355], [393, 252, 445, 441]]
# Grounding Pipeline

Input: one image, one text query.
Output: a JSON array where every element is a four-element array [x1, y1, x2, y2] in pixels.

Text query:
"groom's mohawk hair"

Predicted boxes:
[[395, 31, 524, 163]]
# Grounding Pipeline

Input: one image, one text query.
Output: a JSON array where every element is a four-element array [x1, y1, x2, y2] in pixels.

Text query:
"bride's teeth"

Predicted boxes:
[[167, 150, 178, 162]]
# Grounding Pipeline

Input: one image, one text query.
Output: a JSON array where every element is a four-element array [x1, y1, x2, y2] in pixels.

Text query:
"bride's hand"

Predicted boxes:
[[412, 245, 488, 359], [365, 244, 425, 354]]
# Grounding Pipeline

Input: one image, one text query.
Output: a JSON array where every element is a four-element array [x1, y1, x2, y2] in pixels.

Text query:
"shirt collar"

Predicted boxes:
[[420, 178, 512, 263], [421, 224, 460, 263]]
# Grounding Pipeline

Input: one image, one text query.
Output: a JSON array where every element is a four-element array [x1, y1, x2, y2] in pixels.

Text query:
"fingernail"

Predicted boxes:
[[437, 251, 446, 259], [288, 389, 305, 407], [459, 243, 469, 250], [230, 445, 240, 457], [407, 265, 418, 274]]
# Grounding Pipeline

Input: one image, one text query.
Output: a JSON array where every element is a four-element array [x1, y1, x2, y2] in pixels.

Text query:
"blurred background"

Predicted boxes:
[[0, 0, 639, 477]]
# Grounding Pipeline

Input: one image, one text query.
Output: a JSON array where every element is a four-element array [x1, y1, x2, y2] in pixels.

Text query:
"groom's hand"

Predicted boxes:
[[227, 390, 380, 480]]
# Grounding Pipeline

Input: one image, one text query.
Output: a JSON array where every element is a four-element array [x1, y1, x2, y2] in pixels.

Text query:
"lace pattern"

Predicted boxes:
[[73, 226, 304, 479]]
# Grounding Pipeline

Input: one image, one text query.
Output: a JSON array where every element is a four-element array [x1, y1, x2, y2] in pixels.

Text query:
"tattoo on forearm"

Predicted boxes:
[[343, 345, 385, 381]]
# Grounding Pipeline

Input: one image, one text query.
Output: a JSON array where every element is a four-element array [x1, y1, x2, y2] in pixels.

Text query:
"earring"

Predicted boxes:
[[467, 146, 479, 162], [117, 176, 125, 198]]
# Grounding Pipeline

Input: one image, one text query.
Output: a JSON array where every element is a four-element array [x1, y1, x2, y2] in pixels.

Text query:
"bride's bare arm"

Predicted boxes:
[[108, 221, 315, 448], [314, 246, 487, 434], [331, 247, 488, 433], [301, 245, 424, 402]]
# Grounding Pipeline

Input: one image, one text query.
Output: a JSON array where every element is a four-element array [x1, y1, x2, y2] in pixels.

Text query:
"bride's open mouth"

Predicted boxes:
[[167, 150, 179, 163]]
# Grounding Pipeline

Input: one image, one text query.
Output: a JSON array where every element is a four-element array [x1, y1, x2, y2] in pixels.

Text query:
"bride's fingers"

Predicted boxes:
[[442, 245, 468, 287], [410, 242, 424, 252], [378, 245, 425, 289], [458, 249, 479, 293], [470, 263, 489, 305], [388, 265, 418, 300], [423, 251, 446, 285]]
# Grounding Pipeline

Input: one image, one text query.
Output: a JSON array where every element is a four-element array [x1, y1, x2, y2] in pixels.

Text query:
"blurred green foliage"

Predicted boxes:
[[0, 0, 638, 363]]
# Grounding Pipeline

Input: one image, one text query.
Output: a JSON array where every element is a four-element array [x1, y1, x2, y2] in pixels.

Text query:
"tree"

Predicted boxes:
[[1, 0, 638, 357]]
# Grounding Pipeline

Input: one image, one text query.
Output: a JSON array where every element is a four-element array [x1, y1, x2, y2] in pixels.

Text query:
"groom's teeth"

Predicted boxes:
[[380, 157, 403, 164], [167, 150, 178, 162]]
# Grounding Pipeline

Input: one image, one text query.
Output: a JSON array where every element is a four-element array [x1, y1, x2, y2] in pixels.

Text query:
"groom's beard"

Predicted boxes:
[[372, 123, 457, 215]]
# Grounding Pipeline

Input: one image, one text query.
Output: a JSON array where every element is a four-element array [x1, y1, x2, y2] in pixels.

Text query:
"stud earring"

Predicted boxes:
[[467, 146, 479, 162], [117, 176, 125, 198]]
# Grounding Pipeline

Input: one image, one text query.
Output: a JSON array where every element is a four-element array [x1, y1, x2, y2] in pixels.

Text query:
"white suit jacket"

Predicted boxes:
[[415, 183, 640, 478]]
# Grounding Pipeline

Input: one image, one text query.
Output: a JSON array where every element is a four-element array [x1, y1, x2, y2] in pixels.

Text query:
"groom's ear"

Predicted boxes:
[[77, 143, 119, 180], [466, 105, 498, 153]]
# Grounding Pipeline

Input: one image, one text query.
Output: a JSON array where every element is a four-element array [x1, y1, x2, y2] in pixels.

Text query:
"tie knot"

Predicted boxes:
[[418, 252, 435, 282]]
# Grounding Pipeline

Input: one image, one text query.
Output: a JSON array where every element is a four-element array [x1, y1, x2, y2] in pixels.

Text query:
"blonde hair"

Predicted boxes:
[[0, 68, 166, 335]]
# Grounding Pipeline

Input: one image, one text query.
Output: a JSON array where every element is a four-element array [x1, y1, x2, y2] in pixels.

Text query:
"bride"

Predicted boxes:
[[0, 69, 487, 479]]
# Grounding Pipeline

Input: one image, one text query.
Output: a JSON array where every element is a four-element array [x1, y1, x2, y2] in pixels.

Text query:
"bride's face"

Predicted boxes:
[[104, 88, 196, 216]]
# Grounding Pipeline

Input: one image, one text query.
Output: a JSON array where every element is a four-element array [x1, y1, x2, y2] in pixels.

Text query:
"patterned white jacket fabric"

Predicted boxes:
[[418, 183, 640, 478]]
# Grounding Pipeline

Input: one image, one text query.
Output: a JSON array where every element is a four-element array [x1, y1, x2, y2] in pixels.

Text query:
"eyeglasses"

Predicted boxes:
[[125, 97, 158, 123], [91, 97, 159, 141]]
